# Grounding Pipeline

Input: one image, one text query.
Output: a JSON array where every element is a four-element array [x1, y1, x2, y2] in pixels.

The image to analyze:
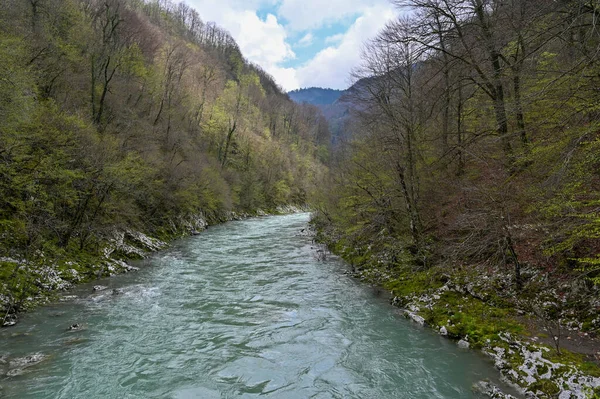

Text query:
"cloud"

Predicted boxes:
[[267, 66, 300, 91], [184, 0, 397, 91], [227, 12, 300, 90], [186, 0, 276, 23], [296, 33, 313, 47], [293, 5, 396, 90], [186, 1, 298, 88], [226, 12, 295, 67], [277, 0, 390, 31], [324, 33, 344, 44]]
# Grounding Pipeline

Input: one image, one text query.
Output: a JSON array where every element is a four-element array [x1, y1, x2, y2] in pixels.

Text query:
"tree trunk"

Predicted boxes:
[[220, 119, 237, 168], [513, 72, 528, 146]]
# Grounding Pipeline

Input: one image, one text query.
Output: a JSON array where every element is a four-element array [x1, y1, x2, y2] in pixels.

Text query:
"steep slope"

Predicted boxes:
[[288, 87, 345, 106], [288, 87, 360, 147], [0, 0, 330, 323]]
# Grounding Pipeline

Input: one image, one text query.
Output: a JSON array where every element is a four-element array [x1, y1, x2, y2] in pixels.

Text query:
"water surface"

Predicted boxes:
[[0, 213, 513, 398]]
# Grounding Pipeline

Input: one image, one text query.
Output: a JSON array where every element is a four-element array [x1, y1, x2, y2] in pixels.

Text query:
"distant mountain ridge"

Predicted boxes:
[[288, 86, 361, 148], [288, 87, 346, 106]]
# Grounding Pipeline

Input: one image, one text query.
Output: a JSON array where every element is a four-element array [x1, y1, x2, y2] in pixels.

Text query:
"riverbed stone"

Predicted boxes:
[[458, 339, 470, 349], [2, 319, 16, 327], [405, 310, 425, 326], [472, 380, 517, 399], [67, 323, 83, 331], [93, 285, 108, 291]]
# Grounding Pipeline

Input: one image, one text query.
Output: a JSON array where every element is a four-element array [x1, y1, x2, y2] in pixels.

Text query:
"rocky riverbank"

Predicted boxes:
[[1, 206, 306, 327], [312, 222, 600, 399], [390, 276, 600, 398]]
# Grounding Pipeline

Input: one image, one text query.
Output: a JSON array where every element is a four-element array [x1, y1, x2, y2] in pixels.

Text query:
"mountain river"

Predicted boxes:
[[0, 213, 518, 398]]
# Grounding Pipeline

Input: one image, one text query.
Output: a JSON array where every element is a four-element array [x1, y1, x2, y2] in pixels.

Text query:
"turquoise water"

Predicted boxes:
[[0, 213, 514, 398]]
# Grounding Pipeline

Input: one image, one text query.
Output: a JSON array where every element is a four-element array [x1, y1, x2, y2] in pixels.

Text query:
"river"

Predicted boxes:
[[0, 213, 515, 398]]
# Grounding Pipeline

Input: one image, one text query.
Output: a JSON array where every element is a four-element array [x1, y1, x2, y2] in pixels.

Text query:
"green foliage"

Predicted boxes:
[[0, 0, 330, 315], [529, 380, 560, 396], [535, 124, 600, 281], [0, 34, 36, 129]]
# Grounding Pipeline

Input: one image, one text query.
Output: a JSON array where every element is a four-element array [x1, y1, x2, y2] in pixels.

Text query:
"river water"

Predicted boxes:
[[0, 213, 514, 398]]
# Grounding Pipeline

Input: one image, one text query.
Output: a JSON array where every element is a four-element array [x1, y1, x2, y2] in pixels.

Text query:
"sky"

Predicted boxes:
[[185, 0, 398, 91]]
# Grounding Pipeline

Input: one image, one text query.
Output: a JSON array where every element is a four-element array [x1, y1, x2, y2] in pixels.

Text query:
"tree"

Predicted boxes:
[[349, 18, 428, 264]]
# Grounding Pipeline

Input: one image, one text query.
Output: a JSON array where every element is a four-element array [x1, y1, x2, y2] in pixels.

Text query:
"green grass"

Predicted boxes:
[[423, 291, 524, 348], [529, 380, 560, 396], [383, 269, 444, 298]]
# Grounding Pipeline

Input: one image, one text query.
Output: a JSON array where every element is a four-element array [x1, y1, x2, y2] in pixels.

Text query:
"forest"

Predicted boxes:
[[311, 0, 600, 395], [0, 0, 330, 321]]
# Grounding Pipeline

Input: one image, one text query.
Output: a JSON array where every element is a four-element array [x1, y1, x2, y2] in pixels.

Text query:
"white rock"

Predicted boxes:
[[405, 311, 425, 326], [458, 339, 470, 349], [440, 326, 448, 336]]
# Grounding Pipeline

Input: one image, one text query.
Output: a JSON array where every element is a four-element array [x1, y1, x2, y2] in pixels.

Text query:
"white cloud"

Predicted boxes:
[[267, 66, 300, 91], [226, 12, 295, 67], [186, 1, 297, 88], [277, 0, 390, 31], [297, 33, 313, 47], [184, 0, 397, 91], [324, 33, 344, 44], [186, 0, 275, 23], [293, 5, 396, 90]]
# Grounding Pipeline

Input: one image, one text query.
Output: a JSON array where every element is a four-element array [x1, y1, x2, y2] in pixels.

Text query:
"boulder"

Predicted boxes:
[[458, 339, 470, 349], [67, 323, 82, 331], [2, 316, 17, 327]]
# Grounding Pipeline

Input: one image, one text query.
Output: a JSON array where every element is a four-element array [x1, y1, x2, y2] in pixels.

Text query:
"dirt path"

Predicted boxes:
[[517, 315, 600, 364]]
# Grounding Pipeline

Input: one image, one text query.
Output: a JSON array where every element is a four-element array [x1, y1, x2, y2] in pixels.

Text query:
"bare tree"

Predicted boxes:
[[352, 18, 427, 264]]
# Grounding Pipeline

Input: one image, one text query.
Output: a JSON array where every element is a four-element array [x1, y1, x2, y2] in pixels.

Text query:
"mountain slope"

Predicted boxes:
[[0, 0, 330, 323], [288, 87, 345, 106], [288, 87, 359, 147]]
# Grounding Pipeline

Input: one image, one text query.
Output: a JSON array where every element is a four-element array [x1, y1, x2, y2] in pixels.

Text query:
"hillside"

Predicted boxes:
[[0, 0, 330, 323], [288, 87, 359, 147], [288, 87, 345, 106]]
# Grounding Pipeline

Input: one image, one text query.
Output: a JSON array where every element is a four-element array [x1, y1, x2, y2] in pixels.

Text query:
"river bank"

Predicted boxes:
[[0, 205, 306, 327], [310, 216, 600, 399]]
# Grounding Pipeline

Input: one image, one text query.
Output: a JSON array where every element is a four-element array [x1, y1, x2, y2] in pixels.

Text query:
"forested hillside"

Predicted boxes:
[[288, 87, 345, 106], [288, 87, 356, 148], [0, 0, 329, 322], [312, 1, 600, 395]]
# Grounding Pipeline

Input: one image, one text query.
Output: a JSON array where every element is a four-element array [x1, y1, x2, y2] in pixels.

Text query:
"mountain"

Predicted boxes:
[[0, 0, 330, 322], [288, 86, 363, 148], [288, 87, 345, 106]]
